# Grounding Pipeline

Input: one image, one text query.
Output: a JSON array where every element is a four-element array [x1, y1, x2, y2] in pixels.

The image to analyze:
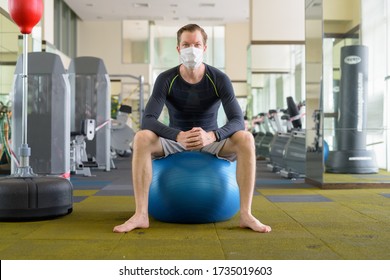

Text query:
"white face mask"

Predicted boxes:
[[179, 47, 204, 69]]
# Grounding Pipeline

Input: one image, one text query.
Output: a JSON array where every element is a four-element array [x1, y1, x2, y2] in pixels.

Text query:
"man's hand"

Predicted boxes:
[[176, 127, 216, 150]]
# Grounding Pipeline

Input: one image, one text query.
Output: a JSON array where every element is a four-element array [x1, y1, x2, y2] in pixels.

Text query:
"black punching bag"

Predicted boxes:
[[326, 45, 378, 173]]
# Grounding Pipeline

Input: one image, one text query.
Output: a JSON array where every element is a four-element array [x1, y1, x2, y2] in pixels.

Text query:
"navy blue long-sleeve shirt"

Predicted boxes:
[[142, 64, 245, 141]]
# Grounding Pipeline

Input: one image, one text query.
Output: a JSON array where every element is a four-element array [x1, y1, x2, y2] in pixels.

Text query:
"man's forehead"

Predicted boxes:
[[180, 31, 203, 42]]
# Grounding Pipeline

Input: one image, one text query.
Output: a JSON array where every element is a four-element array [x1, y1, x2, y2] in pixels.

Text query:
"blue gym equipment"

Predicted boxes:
[[148, 151, 240, 224]]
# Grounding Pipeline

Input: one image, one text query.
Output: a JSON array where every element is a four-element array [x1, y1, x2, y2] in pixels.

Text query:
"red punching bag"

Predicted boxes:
[[8, 0, 43, 34]]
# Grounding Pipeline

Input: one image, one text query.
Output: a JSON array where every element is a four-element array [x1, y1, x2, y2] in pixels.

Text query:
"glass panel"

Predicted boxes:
[[203, 26, 225, 70], [69, 12, 77, 58], [54, 0, 60, 50], [54, 0, 77, 58], [122, 20, 149, 64], [361, 0, 386, 170], [248, 41, 305, 177], [321, 0, 390, 186], [61, 3, 68, 54], [0, 12, 19, 103], [152, 25, 178, 69]]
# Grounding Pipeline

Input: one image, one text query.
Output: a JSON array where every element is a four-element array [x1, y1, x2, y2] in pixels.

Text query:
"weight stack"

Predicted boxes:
[[326, 45, 378, 173]]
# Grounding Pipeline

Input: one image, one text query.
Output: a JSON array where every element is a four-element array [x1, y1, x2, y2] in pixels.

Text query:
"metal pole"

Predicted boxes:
[[22, 34, 28, 147], [19, 33, 31, 169], [13, 33, 34, 177]]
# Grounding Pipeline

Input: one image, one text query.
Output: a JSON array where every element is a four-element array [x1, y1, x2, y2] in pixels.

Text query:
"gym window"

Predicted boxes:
[[54, 0, 77, 58]]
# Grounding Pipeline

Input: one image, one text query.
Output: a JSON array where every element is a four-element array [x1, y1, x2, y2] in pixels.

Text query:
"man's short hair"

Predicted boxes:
[[177, 24, 208, 46]]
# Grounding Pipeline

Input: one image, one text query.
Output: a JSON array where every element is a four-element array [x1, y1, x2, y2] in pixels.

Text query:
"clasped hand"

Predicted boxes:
[[176, 127, 216, 150]]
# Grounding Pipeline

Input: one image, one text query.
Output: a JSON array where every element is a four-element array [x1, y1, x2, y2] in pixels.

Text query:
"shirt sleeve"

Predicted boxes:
[[141, 73, 181, 141], [214, 73, 245, 140]]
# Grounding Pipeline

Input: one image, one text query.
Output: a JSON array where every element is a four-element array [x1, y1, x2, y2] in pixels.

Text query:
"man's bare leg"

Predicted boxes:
[[220, 131, 271, 233], [113, 130, 163, 233]]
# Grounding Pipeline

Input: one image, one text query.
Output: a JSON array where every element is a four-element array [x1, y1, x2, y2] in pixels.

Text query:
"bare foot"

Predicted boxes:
[[240, 214, 271, 233], [113, 214, 149, 233]]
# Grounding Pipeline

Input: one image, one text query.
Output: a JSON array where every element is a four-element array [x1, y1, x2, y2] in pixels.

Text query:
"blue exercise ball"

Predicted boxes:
[[148, 151, 240, 224], [323, 140, 329, 163]]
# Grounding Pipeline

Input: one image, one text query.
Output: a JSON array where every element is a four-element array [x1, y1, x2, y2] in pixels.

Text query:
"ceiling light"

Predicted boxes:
[[133, 3, 150, 8], [188, 17, 223, 21], [199, 3, 215, 7]]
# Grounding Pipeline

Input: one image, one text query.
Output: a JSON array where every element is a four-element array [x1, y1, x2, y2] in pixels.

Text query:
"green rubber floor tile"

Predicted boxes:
[[340, 202, 390, 222], [75, 196, 134, 211], [320, 189, 385, 201], [109, 238, 225, 260], [0, 239, 119, 260], [265, 194, 332, 203], [322, 235, 390, 260], [258, 188, 322, 196], [220, 237, 341, 260], [0, 240, 19, 255], [23, 221, 123, 241], [121, 222, 219, 241], [0, 221, 50, 240]]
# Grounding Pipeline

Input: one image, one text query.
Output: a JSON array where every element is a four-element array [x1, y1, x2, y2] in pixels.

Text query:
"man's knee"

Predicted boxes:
[[223, 130, 255, 155], [133, 130, 159, 149], [231, 130, 255, 147]]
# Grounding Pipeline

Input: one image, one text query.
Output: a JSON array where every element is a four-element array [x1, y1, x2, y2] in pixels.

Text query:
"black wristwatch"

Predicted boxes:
[[213, 130, 221, 142]]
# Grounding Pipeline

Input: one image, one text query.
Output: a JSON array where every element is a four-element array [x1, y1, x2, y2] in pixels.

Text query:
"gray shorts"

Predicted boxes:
[[156, 138, 237, 162]]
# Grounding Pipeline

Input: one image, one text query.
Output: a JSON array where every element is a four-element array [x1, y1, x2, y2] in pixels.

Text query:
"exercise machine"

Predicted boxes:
[[111, 104, 135, 157], [12, 52, 71, 178], [70, 119, 96, 176], [267, 109, 292, 172], [280, 97, 306, 179], [254, 112, 275, 160], [68, 57, 112, 172]]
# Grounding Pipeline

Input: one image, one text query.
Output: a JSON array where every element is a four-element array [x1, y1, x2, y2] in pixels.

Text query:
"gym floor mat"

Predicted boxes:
[[265, 194, 333, 203], [0, 157, 389, 260]]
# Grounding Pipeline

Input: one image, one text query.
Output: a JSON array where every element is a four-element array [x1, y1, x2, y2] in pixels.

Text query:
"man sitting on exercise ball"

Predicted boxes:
[[113, 23, 271, 233]]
